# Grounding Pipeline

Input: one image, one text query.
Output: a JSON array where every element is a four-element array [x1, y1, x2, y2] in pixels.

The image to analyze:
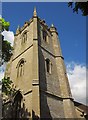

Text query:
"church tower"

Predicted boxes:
[[5, 8, 77, 119]]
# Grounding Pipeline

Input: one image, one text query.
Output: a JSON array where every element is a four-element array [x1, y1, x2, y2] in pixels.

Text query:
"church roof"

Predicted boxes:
[[74, 101, 88, 115]]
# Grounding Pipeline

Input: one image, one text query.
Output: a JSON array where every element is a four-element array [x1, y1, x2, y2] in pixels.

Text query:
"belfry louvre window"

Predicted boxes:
[[46, 58, 52, 74], [43, 30, 47, 42], [16, 59, 26, 77], [22, 31, 27, 44]]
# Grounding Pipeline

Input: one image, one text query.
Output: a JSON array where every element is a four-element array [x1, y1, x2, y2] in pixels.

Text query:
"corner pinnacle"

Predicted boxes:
[[51, 24, 54, 27], [33, 7, 37, 17], [17, 25, 20, 30]]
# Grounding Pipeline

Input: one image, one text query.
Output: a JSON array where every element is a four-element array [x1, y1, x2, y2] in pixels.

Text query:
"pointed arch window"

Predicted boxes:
[[43, 30, 48, 42], [22, 31, 27, 44], [13, 91, 23, 118], [45, 58, 52, 74], [16, 58, 26, 78]]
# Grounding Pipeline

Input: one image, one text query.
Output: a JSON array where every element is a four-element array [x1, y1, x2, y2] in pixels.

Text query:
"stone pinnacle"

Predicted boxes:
[[33, 7, 37, 17]]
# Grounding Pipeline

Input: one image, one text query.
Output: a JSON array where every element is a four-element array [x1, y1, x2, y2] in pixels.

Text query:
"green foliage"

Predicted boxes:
[[68, 2, 88, 16], [0, 18, 13, 64], [2, 77, 13, 95], [0, 18, 10, 31], [2, 39, 13, 63], [2, 77, 16, 96], [0, 18, 14, 101]]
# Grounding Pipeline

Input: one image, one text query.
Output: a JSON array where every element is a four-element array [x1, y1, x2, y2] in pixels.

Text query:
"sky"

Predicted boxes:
[[2, 2, 86, 64], [0, 2, 87, 105]]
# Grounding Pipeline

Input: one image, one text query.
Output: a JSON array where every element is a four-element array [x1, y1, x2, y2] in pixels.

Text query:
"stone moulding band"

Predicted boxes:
[[12, 44, 33, 62], [32, 79, 39, 86], [40, 89, 63, 101], [55, 55, 64, 59], [24, 90, 32, 96], [32, 83, 39, 86], [40, 89, 73, 101], [12, 43, 64, 62], [38, 44, 64, 60], [33, 38, 38, 41]]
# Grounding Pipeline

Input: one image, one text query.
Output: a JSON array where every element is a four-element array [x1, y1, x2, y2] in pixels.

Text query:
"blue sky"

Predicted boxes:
[[2, 2, 86, 65]]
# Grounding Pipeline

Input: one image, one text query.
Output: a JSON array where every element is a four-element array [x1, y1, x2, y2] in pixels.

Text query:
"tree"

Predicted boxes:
[[0, 18, 10, 31], [2, 77, 14, 96], [68, 2, 88, 16], [0, 18, 13, 65], [0, 18, 14, 97]]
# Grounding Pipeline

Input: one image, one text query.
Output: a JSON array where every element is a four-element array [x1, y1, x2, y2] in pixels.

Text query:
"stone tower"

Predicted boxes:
[[5, 8, 77, 119]]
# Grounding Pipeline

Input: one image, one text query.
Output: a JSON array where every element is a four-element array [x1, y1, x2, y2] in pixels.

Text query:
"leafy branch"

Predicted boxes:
[[68, 2, 88, 16], [2, 77, 16, 96]]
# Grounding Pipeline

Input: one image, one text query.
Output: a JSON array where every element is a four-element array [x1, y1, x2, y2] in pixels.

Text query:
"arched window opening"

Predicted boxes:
[[46, 58, 52, 74], [43, 30, 47, 42], [13, 91, 23, 118], [22, 31, 27, 44], [16, 59, 26, 78]]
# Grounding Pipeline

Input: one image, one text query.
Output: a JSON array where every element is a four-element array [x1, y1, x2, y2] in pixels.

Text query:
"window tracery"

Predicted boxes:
[[22, 31, 27, 44], [16, 58, 26, 77]]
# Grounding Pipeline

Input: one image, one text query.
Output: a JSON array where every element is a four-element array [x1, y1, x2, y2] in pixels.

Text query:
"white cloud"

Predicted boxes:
[[2, 30, 14, 46], [66, 62, 87, 105], [0, 72, 4, 81], [0, 15, 2, 18], [0, 63, 6, 81], [0, 64, 6, 94]]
